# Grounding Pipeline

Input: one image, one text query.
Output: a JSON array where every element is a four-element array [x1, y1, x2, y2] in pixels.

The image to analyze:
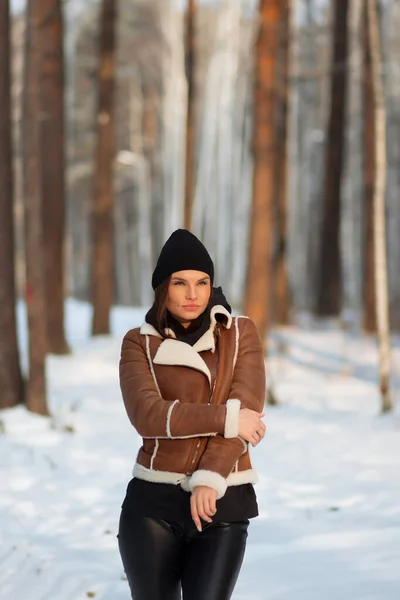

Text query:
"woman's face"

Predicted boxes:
[[166, 270, 212, 327]]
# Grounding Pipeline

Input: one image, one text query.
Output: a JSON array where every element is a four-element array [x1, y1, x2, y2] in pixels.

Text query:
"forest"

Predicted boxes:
[[0, 0, 399, 413], [1, 2, 400, 599]]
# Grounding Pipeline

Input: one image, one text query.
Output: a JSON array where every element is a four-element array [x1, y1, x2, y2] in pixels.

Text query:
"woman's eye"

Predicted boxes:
[[199, 281, 207, 285], [174, 281, 184, 286]]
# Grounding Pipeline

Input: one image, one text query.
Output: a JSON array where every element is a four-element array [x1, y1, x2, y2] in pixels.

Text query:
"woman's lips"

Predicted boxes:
[[182, 305, 200, 311]]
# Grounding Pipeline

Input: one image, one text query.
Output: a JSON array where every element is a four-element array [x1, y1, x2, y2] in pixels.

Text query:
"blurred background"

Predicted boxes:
[[2, 0, 399, 414], [1, 2, 400, 598]]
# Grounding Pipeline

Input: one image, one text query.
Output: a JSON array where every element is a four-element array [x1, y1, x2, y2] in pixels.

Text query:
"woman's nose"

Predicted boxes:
[[186, 285, 197, 299]]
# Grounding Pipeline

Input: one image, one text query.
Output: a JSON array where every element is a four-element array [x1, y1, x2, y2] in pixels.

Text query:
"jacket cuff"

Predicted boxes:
[[188, 469, 228, 499], [224, 399, 241, 438]]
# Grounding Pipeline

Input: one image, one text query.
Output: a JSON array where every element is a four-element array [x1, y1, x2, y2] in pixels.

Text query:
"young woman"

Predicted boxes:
[[118, 229, 266, 600]]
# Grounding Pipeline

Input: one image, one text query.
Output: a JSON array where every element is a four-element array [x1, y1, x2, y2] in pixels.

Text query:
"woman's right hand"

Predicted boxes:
[[238, 409, 266, 447]]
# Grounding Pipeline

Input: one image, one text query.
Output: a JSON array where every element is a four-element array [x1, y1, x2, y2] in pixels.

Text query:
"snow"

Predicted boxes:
[[1, 300, 400, 599]]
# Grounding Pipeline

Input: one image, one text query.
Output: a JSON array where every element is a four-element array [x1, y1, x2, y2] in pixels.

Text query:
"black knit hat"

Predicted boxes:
[[151, 229, 214, 290]]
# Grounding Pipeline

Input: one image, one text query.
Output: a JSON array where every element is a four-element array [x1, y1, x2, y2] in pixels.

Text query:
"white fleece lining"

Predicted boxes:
[[187, 468, 259, 499], [133, 462, 187, 484], [224, 399, 241, 438], [193, 305, 233, 353], [133, 463, 257, 498], [210, 305, 232, 330], [145, 335, 162, 396], [142, 432, 218, 441], [225, 468, 258, 487], [192, 328, 216, 353], [233, 317, 240, 373], [188, 470, 227, 499], [166, 399, 179, 438], [164, 328, 176, 338], [238, 436, 248, 454], [141, 306, 232, 355], [153, 338, 212, 385], [150, 439, 159, 470], [140, 323, 163, 337]]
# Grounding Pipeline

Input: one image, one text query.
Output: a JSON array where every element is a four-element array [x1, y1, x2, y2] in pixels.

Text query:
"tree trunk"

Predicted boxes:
[[0, 0, 24, 409], [367, 0, 392, 412], [142, 78, 159, 270], [23, 0, 49, 415], [40, 0, 69, 354], [362, 0, 376, 332], [91, 0, 117, 335], [244, 0, 280, 347], [184, 0, 196, 231], [315, 0, 349, 317], [272, 0, 291, 325]]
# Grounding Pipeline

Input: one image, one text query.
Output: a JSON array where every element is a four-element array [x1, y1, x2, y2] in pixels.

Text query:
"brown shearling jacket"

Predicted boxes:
[[119, 306, 266, 499]]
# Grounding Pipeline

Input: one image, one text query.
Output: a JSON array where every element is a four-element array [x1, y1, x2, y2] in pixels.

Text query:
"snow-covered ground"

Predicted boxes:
[[1, 300, 400, 600]]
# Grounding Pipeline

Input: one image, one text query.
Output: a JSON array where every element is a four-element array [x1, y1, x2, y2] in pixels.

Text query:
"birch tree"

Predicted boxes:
[[0, 0, 24, 409], [91, 0, 118, 335], [362, 0, 376, 332], [184, 0, 196, 230], [367, 0, 392, 412], [23, 0, 49, 415]]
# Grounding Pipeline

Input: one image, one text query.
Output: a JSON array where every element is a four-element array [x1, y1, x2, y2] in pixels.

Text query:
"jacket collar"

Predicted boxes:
[[140, 304, 231, 349], [153, 339, 212, 385], [139, 305, 232, 384]]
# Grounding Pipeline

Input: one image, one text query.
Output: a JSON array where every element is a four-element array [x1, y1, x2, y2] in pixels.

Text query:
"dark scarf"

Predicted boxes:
[[145, 286, 232, 347]]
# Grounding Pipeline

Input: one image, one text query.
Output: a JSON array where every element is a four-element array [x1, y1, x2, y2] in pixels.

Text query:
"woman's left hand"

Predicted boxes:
[[190, 486, 218, 532]]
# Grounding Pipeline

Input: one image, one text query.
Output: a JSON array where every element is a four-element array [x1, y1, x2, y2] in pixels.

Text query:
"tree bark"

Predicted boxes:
[[244, 0, 280, 346], [142, 77, 159, 270], [315, 0, 349, 317], [40, 0, 69, 354], [184, 0, 196, 231], [362, 0, 376, 332], [0, 0, 24, 409], [23, 0, 49, 415], [272, 0, 291, 325], [367, 0, 392, 412], [91, 0, 117, 335]]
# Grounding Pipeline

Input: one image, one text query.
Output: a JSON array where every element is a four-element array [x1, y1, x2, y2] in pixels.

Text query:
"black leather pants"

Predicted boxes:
[[118, 509, 249, 600]]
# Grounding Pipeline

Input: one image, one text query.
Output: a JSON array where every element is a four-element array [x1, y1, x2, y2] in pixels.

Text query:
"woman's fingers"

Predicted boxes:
[[198, 494, 213, 523], [190, 493, 202, 532], [191, 487, 218, 531], [238, 409, 266, 444], [209, 493, 217, 515], [190, 491, 212, 532], [204, 493, 216, 517]]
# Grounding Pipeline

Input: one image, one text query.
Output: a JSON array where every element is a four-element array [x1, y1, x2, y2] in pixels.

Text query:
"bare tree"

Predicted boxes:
[[40, 0, 69, 354], [367, 0, 392, 412], [184, 0, 197, 230], [0, 0, 24, 409], [23, 0, 49, 415], [244, 0, 280, 346], [316, 0, 349, 317], [362, 0, 376, 332], [272, 0, 291, 325], [91, 0, 118, 335]]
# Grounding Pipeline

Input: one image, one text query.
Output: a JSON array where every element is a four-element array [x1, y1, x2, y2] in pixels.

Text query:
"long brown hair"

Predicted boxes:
[[152, 277, 171, 336]]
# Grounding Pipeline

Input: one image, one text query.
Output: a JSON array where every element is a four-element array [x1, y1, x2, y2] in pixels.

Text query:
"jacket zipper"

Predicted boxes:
[[186, 328, 221, 475]]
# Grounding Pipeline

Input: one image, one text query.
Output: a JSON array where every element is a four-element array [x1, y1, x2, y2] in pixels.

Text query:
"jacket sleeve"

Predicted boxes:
[[187, 317, 266, 498], [119, 330, 227, 439], [223, 317, 266, 436]]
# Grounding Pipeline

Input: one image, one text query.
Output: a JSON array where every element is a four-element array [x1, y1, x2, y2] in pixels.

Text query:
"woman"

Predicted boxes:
[[118, 229, 266, 600]]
